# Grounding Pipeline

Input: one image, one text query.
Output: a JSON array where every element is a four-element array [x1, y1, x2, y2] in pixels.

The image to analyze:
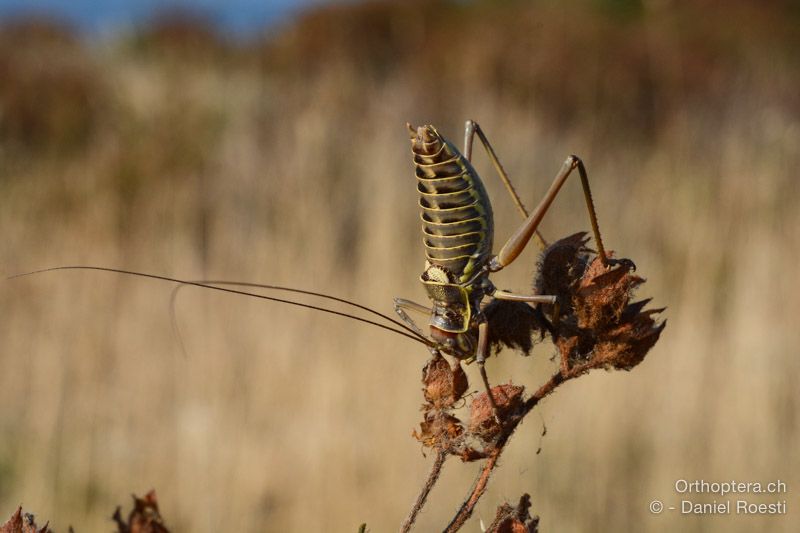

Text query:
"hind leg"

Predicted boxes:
[[492, 155, 615, 271]]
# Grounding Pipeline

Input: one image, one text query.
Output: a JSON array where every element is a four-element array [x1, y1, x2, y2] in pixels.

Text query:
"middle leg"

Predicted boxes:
[[475, 319, 503, 425]]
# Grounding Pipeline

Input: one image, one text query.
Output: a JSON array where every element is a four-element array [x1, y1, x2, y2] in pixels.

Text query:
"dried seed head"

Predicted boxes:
[[591, 307, 666, 370], [1, 507, 52, 533], [485, 494, 540, 533], [421, 355, 468, 409], [113, 490, 170, 533], [413, 411, 464, 450], [549, 251, 665, 371], [574, 256, 642, 330], [533, 232, 592, 319], [532, 233, 665, 372], [468, 383, 525, 443]]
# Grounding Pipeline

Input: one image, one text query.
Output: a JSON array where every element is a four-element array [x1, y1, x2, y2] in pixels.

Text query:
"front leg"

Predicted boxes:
[[393, 297, 431, 340]]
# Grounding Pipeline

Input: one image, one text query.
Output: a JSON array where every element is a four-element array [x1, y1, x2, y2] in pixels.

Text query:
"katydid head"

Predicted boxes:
[[428, 325, 477, 360], [421, 264, 479, 359]]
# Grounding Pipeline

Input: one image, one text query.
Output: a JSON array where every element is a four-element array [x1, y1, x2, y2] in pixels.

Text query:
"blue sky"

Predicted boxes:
[[0, 0, 335, 35]]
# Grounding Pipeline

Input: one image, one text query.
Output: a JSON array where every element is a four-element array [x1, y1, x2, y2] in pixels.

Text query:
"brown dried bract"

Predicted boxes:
[[421, 355, 468, 410], [534, 231, 592, 319], [0, 508, 52, 533], [112, 490, 170, 533], [574, 256, 642, 330], [413, 411, 464, 450], [591, 306, 665, 370], [468, 383, 525, 444], [534, 233, 665, 373], [555, 254, 665, 371], [415, 354, 470, 452], [485, 494, 540, 533]]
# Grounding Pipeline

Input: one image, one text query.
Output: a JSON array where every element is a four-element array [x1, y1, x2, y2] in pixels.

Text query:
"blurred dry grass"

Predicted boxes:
[[1, 0, 799, 531]]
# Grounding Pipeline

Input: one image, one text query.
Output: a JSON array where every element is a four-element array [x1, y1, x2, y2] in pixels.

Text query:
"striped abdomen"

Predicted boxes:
[[409, 125, 494, 283]]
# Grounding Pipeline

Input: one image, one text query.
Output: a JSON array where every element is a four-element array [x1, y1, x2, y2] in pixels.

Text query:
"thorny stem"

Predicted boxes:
[[442, 449, 502, 533], [400, 450, 448, 533], [444, 369, 575, 532]]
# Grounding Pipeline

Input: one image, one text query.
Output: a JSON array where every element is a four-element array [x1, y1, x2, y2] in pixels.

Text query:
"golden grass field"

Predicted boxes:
[[1, 1, 798, 531]]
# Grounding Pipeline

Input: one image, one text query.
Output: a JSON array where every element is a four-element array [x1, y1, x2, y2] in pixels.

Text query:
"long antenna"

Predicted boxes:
[[8, 266, 434, 347], [169, 279, 428, 340], [167, 278, 433, 358]]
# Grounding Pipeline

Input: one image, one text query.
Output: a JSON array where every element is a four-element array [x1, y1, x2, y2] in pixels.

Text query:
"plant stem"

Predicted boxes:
[[400, 450, 448, 533], [444, 371, 568, 532]]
